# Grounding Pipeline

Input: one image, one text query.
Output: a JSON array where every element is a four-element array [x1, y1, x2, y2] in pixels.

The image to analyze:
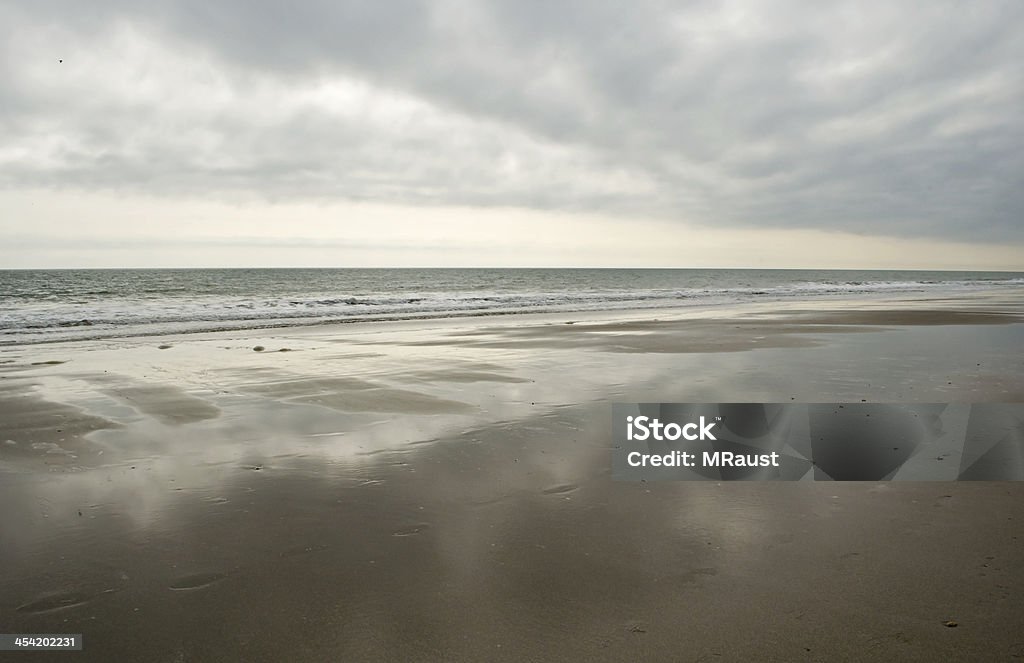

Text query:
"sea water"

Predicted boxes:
[[1, 268, 1021, 345]]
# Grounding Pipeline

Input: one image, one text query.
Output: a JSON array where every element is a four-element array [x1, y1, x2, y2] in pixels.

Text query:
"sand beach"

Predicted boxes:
[[1, 288, 1023, 661]]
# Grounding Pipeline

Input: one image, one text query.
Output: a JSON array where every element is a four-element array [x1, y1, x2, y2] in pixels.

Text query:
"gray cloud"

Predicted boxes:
[[1, 1, 1022, 241]]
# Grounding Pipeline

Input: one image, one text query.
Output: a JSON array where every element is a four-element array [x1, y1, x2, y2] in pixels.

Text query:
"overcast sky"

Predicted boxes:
[[1, 1, 1022, 269]]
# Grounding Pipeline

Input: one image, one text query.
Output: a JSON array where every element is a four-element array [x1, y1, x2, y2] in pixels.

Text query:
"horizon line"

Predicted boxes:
[[2, 266, 1022, 273]]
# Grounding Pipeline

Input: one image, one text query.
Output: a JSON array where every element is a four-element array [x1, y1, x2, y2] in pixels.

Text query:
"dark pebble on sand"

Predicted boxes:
[[253, 346, 265, 352]]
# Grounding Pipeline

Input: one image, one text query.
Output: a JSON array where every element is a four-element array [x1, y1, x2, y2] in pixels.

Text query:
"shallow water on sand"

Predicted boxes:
[[1, 300, 1023, 661]]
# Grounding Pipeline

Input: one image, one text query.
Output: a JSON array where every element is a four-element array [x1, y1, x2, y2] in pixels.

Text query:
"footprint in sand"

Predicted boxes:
[[542, 483, 579, 495], [17, 587, 117, 614], [392, 523, 430, 537]]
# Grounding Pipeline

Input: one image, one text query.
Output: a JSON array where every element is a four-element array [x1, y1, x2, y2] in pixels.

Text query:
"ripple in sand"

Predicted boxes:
[[17, 587, 117, 614], [542, 483, 579, 495], [168, 572, 229, 591]]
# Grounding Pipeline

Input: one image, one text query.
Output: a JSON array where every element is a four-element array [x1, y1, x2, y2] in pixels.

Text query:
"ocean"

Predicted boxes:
[[1, 268, 1022, 346]]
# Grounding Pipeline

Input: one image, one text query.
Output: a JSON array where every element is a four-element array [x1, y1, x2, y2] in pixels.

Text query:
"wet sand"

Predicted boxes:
[[1, 290, 1024, 661]]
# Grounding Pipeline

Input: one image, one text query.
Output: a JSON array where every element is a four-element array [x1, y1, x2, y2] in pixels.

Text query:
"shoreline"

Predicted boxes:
[[4, 284, 1024, 351], [4, 282, 1024, 349]]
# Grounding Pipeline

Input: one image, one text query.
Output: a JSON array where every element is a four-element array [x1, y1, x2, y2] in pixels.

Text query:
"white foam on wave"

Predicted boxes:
[[2, 275, 1022, 346]]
